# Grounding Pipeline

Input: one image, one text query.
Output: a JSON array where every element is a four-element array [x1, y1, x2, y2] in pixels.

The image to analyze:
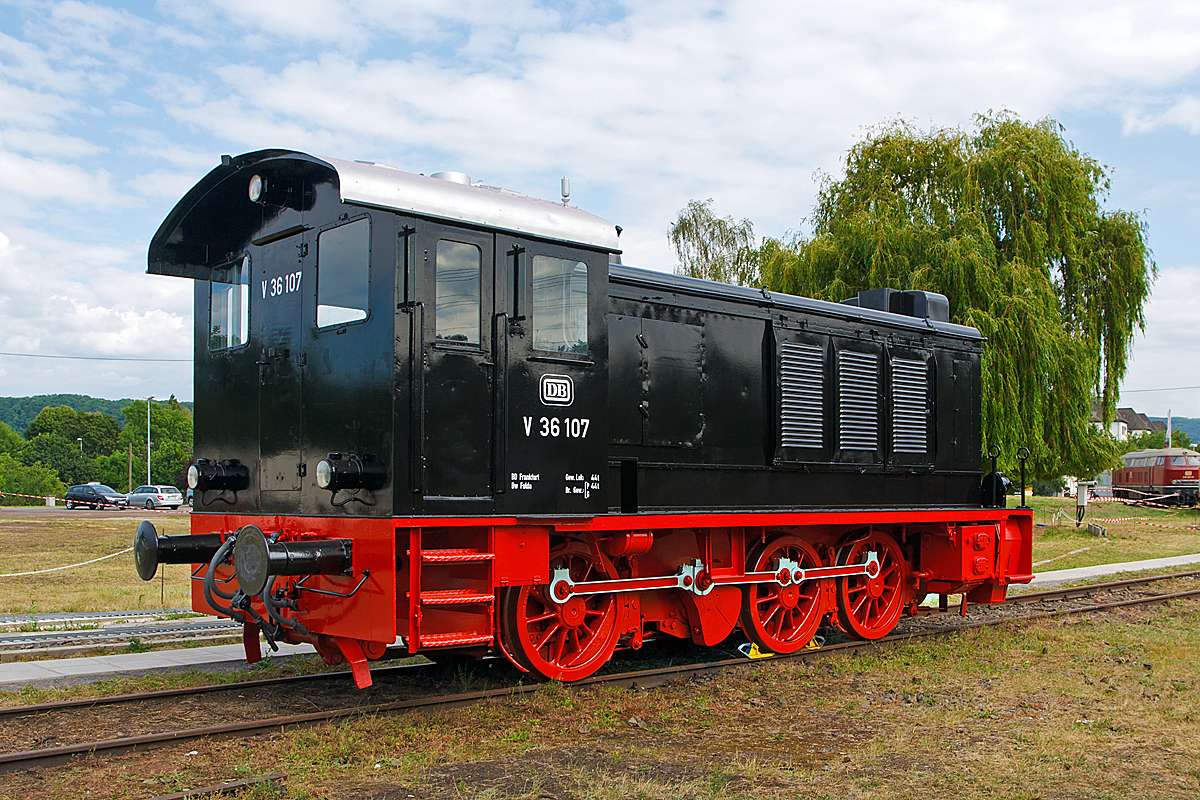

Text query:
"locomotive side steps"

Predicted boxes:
[[405, 532, 497, 653], [421, 549, 495, 562], [419, 590, 495, 605]]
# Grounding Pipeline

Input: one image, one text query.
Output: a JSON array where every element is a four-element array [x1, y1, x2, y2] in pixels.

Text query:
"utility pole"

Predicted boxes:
[[128, 442, 132, 492], [146, 396, 153, 486]]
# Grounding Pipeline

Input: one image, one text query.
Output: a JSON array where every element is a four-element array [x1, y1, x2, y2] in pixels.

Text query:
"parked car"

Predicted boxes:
[[127, 485, 185, 510], [65, 484, 129, 509]]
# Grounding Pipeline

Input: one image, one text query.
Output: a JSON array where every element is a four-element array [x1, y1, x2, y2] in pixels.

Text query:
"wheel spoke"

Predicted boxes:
[[550, 627, 568, 663], [756, 591, 780, 607], [533, 621, 563, 651], [566, 627, 582, 657], [526, 608, 558, 625]]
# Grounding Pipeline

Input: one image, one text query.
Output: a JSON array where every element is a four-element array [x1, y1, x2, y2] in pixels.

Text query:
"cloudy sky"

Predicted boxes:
[[1, 0, 1198, 416]]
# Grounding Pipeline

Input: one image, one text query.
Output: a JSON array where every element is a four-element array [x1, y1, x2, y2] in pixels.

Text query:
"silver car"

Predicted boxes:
[[127, 484, 184, 510]]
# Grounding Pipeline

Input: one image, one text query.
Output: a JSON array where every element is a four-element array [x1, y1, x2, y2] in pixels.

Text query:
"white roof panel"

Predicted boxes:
[[317, 155, 621, 252]]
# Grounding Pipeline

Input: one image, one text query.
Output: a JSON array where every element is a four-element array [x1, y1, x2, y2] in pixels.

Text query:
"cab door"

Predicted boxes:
[[256, 232, 307, 500], [497, 239, 607, 515], [414, 224, 496, 509]]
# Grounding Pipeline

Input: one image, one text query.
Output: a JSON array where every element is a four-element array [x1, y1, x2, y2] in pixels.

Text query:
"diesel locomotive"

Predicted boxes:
[[1111, 447, 1200, 505], [134, 149, 1034, 687]]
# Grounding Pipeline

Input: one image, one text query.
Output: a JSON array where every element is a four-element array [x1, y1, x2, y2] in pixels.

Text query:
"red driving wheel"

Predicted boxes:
[[740, 535, 826, 654], [500, 541, 621, 681], [835, 530, 909, 640]]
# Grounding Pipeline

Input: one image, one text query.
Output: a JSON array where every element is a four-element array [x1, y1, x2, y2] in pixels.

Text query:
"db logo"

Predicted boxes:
[[539, 374, 574, 407]]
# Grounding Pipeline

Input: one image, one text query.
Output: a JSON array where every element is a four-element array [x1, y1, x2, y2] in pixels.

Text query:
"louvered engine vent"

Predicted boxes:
[[891, 357, 928, 453], [780, 341, 824, 448], [838, 350, 878, 451]]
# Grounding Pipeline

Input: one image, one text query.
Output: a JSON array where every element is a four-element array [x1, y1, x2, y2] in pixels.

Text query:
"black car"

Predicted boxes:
[[65, 484, 128, 509]]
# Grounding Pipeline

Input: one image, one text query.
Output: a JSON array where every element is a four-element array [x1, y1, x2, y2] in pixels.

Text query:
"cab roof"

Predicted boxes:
[[149, 150, 620, 280]]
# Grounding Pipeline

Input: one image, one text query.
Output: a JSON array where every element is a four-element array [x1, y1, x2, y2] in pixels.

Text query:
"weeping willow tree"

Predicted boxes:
[[669, 199, 761, 286], [673, 113, 1155, 478]]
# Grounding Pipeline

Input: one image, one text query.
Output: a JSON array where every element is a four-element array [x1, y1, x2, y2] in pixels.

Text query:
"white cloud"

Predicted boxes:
[[0, 224, 192, 398], [0, 149, 127, 209], [1123, 94, 1200, 134], [0, 78, 81, 127], [159, 0, 564, 52], [0, 127, 103, 157], [2, 0, 1200, 402]]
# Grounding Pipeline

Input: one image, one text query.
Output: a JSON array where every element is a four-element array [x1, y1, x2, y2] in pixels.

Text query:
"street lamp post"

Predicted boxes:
[[76, 437, 83, 454], [146, 396, 153, 486]]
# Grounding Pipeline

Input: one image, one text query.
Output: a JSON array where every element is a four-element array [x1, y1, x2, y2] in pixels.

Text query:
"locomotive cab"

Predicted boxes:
[[150, 150, 616, 518]]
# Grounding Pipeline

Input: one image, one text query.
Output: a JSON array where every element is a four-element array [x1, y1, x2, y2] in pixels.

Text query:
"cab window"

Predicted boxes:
[[531, 255, 588, 354], [317, 218, 370, 327], [435, 240, 481, 344], [209, 255, 249, 350]]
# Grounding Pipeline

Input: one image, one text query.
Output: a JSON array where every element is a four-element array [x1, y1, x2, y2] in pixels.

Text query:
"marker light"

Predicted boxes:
[[315, 453, 387, 493], [189, 458, 250, 492]]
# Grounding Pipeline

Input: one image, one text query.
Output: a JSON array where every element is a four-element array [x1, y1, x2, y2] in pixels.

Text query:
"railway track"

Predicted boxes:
[[0, 609, 242, 659], [0, 620, 242, 656], [2, 570, 1198, 774]]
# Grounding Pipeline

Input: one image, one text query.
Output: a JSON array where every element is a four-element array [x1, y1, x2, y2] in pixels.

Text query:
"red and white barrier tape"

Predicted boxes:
[[0, 490, 182, 512], [0, 490, 63, 503], [1086, 515, 1200, 530]]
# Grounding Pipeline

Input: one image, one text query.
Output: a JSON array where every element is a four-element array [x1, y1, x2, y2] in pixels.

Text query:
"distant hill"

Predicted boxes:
[[1150, 416, 1200, 444], [0, 395, 194, 435]]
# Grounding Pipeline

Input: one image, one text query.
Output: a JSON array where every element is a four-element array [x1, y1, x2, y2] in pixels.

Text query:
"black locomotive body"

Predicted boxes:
[[136, 150, 1032, 686]]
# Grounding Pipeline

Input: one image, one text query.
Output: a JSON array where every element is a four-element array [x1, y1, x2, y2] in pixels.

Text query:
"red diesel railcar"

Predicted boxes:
[[1112, 447, 1200, 505]]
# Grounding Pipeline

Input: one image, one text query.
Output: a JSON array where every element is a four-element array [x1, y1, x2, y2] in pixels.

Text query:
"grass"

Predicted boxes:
[[0, 513, 193, 613], [2, 501, 1200, 797], [3, 596, 1197, 798], [1027, 495, 1200, 572]]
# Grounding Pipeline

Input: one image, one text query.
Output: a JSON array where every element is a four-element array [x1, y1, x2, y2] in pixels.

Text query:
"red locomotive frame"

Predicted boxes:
[[190, 508, 1033, 687]]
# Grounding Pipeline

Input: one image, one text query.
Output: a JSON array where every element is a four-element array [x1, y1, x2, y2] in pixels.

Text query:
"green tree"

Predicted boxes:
[[20, 433, 95, 486], [0, 453, 65, 505], [1119, 429, 1195, 454], [119, 397, 194, 488], [0, 421, 23, 456], [669, 199, 761, 286], [94, 450, 136, 493], [671, 113, 1154, 479], [25, 405, 120, 457]]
